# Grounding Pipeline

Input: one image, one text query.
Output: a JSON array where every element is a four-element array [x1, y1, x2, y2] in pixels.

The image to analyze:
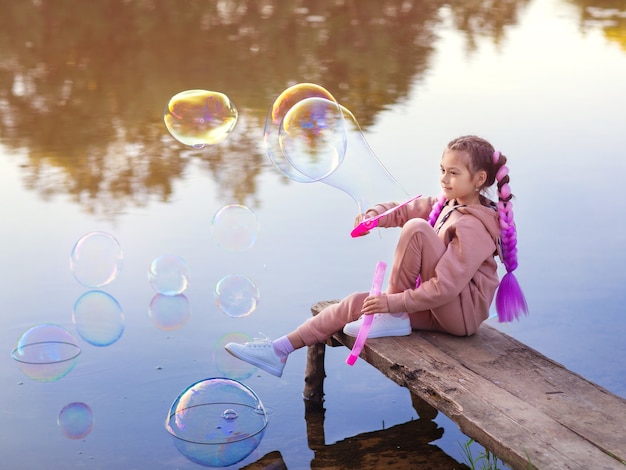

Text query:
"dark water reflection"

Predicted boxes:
[[1, 0, 626, 468], [0, 0, 531, 215]]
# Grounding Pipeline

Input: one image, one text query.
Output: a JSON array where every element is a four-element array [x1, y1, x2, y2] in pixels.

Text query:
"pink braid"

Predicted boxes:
[[427, 194, 447, 227], [493, 150, 528, 322]]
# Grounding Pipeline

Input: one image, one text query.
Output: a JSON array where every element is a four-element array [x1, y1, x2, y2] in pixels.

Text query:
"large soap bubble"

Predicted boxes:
[[148, 255, 190, 295], [164, 90, 238, 148], [214, 274, 260, 318], [58, 402, 94, 439], [264, 83, 339, 183], [211, 204, 259, 252], [70, 231, 123, 288], [266, 83, 410, 218], [72, 290, 125, 347], [165, 377, 268, 467], [11, 324, 81, 382], [279, 97, 346, 181]]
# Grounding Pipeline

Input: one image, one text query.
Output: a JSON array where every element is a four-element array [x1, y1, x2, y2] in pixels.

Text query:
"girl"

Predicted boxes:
[[225, 135, 527, 377]]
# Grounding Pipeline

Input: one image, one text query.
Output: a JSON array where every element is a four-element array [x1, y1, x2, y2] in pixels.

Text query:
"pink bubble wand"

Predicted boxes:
[[346, 261, 387, 365], [351, 194, 422, 238]]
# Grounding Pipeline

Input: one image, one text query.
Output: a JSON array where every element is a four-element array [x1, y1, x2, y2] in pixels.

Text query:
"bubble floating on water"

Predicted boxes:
[[214, 333, 256, 380], [164, 89, 238, 147], [149, 293, 190, 331], [279, 96, 346, 182], [214, 274, 260, 318], [211, 204, 259, 252], [148, 255, 190, 295], [58, 402, 94, 440], [165, 377, 268, 467], [11, 324, 81, 382], [72, 290, 125, 347], [264, 83, 339, 183], [70, 231, 123, 288]]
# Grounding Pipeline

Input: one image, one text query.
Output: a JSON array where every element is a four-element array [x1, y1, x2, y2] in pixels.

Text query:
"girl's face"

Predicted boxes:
[[439, 149, 485, 205]]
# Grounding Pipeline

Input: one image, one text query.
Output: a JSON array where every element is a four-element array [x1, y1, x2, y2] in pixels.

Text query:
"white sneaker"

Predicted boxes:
[[224, 335, 285, 378], [343, 313, 411, 338]]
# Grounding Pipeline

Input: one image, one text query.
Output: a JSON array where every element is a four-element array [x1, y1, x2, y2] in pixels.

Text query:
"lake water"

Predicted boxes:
[[1, 0, 625, 468]]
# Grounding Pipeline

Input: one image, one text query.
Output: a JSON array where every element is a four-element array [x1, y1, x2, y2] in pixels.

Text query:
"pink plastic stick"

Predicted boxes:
[[351, 194, 422, 238], [346, 261, 387, 365]]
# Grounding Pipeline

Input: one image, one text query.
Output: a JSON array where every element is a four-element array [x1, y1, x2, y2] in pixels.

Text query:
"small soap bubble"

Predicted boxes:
[[148, 255, 190, 295], [211, 204, 259, 252], [214, 274, 260, 318], [164, 89, 238, 147], [72, 290, 125, 347], [58, 402, 94, 440], [279, 96, 346, 181], [70, 231, 123, 288], [214, 333, 256, 380], [11, 324, 81, 382], [149, 294, 190, 331], [165, 378, 267, 467]]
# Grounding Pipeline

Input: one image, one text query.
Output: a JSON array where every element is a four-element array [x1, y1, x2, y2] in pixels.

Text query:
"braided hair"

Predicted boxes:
[[426, 136, 528, 322]]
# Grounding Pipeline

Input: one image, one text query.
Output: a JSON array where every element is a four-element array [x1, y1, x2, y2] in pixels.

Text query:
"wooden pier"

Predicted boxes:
[[304, 301, 626, 469]]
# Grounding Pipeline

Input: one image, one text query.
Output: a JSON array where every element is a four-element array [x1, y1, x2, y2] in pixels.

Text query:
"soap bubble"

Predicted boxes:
[[149, 294, 190, 331], [265, 83, 410, 218], [164, 90, 238, 148], [211, 204, 259, 252], [148, 255, 190, 295], [72, 290, 125, 347], [11, 324, 81, 382], [70, 231, 123, 288], [279, 97, 346, 181], [165, 377, 268, 467], [58, 402, 94, 439], [264, 83, 338, 183], [214, 333, 256, 380], [214, 274, 260, 318]]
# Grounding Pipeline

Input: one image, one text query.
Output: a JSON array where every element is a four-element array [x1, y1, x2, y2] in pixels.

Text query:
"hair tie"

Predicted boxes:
[[492, 150, 501, 164]]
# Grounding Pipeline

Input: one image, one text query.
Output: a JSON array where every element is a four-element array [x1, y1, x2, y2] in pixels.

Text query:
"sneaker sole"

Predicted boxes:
[[343, 326, 412, 339], [224, 345, 284, 377]]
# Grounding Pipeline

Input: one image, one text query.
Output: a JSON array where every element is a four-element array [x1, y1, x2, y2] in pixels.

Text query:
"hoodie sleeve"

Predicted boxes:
[[385, 214, 497, 313], [368, 196, 437, 228]]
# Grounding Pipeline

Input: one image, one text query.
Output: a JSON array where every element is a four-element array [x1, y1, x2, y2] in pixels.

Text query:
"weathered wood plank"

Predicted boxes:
[[310, 301, 626, 470]]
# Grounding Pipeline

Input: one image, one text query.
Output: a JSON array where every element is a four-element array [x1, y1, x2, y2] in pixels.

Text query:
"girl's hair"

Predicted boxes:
[[426, 135, 528, 322]]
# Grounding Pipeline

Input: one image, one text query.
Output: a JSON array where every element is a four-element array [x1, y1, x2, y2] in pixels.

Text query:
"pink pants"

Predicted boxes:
[[293, 219, 473, 347]]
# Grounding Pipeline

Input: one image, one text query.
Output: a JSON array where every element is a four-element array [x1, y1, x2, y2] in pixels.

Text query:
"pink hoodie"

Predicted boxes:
[[371, 197, 501, 333]]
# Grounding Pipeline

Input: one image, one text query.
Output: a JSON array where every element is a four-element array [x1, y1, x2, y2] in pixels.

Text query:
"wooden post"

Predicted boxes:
[[303, 342, 326, 405]]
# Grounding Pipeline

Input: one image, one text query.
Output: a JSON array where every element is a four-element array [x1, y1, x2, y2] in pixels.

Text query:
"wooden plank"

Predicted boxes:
[[310, 301, 626, 470]]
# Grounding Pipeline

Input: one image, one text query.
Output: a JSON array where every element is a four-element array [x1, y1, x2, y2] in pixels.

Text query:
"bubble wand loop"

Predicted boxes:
[[346, 261, 387, 366]]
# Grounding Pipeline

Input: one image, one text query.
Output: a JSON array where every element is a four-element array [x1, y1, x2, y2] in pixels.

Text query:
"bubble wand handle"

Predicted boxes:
[[346, 261, 387, 366]]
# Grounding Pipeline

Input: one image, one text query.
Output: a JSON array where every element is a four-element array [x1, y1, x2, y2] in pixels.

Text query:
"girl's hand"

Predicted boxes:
[[361, 294, 390, 315], [353, 211, 378, 237]]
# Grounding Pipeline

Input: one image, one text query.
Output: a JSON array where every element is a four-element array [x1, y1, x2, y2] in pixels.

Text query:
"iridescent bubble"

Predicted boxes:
[[70, 231, 123, 288], [214, 274, 260, 318], [11, 324, 81, 382], [164, 90, 238, 147], [165, 377, 268, 468], [279, 96, 346, 181], [58, 402, 94, 440], [214, 333, 256, 380], [264, 83, 338, 183], [211, 205, 259, 252], [149, 294, 190, 331], [72, 290, 125, 347], [148, 255, 190, 295]]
